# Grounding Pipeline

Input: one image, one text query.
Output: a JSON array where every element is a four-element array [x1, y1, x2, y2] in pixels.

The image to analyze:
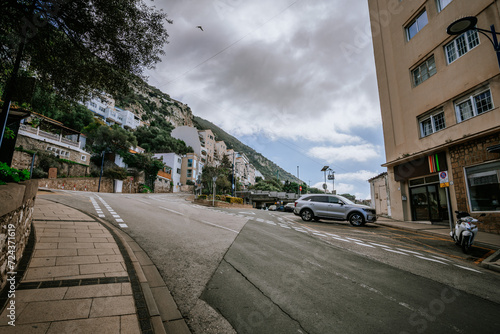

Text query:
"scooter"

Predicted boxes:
[[450, 211, 486, 253]]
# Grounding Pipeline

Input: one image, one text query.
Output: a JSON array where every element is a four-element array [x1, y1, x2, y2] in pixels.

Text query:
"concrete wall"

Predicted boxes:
[[0, 180, 38, 290]]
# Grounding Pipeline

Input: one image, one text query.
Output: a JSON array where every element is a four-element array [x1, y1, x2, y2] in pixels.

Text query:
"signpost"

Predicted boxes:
[[439, 171, 454, 231]]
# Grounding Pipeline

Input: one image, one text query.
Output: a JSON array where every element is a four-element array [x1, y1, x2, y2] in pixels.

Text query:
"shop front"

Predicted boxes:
[[394, 152, 449, 222]]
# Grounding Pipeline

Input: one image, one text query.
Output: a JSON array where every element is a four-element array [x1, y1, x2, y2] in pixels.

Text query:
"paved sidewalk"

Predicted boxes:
[[0, 197, 190, 334], [375, 217, 500, 272]]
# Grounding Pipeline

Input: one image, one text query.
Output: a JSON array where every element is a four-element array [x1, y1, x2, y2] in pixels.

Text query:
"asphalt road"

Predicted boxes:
[[38, 191, 500, 334]]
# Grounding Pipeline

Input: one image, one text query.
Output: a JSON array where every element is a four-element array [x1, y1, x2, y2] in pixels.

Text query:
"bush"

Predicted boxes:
[[31, 167, 47, 179], [225, 196, 244, 204], [0, 162, 30, 184], [198, 195, 207, 200]]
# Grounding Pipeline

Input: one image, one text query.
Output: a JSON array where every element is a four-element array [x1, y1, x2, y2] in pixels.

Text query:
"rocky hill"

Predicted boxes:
[[114, 77, 193, 128], [114, 77, 301, 183], [192, 116, 301, 183]]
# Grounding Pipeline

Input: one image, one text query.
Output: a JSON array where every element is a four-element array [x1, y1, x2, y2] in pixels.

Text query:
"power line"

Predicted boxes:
[[157, 0, 301, 90]]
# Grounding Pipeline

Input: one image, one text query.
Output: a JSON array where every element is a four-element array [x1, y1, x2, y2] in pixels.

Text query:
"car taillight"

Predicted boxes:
[[294, 202, 297, 207]]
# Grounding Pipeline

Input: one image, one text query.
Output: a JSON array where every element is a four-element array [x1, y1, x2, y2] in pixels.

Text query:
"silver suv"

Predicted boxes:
[[293, 194, 376, 226]]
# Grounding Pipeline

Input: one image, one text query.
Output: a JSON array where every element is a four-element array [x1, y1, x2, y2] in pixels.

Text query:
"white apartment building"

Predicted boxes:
[[171, 126, 209, 165], [153, 153, 183, 192]]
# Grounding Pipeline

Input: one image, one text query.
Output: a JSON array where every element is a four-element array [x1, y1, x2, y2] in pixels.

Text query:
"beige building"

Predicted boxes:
[[369, 0, 500, 232], [198, 129, 216, 165]]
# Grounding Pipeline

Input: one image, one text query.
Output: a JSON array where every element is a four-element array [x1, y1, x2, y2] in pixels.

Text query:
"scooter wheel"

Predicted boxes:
[[461, 235, 471, 254]]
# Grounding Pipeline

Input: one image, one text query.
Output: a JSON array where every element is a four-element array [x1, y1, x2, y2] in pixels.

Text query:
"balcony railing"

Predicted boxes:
[[19, 124, 80, 148]]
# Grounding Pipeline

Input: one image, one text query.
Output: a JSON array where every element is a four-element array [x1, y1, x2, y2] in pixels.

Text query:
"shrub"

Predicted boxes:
[[103, 167, 128, 180], [225, 196, 244, 204], [31, 167, 47, 179], [198, 195, 207, 200], [0, 162, 30, 184]]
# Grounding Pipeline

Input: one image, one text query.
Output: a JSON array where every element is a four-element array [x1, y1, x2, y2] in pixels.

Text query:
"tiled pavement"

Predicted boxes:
[[0, 197, 190, 334]]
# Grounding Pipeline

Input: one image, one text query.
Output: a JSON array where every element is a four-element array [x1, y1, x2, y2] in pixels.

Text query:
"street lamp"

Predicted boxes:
[[212, 176, 217, 207], [321, 166, 329, 194], [447, 16, 500, 69]]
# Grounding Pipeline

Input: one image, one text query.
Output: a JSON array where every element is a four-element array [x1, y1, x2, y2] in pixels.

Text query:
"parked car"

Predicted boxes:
[[284, 202, 295, 212], [293, 194, 376, 226], [268, 205, 277, 211]]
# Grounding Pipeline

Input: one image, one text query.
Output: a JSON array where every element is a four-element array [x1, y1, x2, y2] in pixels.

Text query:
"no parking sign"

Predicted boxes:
[[439, 171, 449, 188]]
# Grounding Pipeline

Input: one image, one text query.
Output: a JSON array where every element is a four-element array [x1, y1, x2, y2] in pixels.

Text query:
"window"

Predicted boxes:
[[466, 161, 500, 211], [412, 56, 436, 86], [436, 0, 452, 12], [455, 89, 493, 122], [419, 110, 446, 137], [445, 30, 479, 64], [187, 159, 193, 168], [187, 169, 192, 178], [406, 10, 428, 40], [176, 168, 181, 174], [81, 155, 87, 161]]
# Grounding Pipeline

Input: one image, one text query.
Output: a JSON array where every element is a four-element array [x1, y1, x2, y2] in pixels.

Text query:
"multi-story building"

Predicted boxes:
[[171, 126, 209, 165], [369, 0, 500, 231], [180, 152, 203, 185], [153, 153, 183, 192], [198, 129, 216, 165], [215, 141, 227, 164]]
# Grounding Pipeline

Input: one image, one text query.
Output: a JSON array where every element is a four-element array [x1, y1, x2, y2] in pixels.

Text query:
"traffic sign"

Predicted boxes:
[[439, 171, 449, 188], [299, 186, 302, 191]]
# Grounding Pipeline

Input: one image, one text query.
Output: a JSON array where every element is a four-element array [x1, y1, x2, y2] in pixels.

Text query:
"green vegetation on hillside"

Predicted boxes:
[[192, 116, 301, 183]]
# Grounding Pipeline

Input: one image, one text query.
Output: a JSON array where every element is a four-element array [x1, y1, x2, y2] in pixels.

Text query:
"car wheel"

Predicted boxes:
[[348, 212, 365, 226], [301, 209, 314, 222]]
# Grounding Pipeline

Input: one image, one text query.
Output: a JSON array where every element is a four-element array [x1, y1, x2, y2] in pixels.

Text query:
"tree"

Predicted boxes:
[[133, 126, 193, 155], [31, 85, 94, 132], [123, 152, 164, 190], [83, 123, 137, 156], [1, 0, 172, 158]]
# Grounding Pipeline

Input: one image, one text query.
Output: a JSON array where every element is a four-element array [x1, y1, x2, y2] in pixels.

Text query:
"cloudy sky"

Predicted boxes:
[[145, 0, 387, 200]]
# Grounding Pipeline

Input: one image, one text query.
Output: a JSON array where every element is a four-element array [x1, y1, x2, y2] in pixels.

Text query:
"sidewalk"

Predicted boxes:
[[375, 217, 500, 273], [0, 197, 190, 334]]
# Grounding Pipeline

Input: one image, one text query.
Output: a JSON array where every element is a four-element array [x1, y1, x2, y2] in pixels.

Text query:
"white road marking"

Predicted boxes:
[[396, 248, 423, 256], [355, 242, 376, 248], [119, 223, 128, 228], [413, 255, 449, 265], [454, 265, 482, 273], [383, 249, 409, 255], [346, 237, 363, 242], [159, 206, 184, 216], [369, 243, 391, 248], [202, 220, 239, 233]]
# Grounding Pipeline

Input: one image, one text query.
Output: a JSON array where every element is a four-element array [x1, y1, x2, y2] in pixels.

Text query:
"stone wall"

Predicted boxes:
[[193, 198, 253, 209], [0, 180, 38, 290], [38, 177, 141, 193], [12, 150, 90, 178], [449, 132, 500, 234]]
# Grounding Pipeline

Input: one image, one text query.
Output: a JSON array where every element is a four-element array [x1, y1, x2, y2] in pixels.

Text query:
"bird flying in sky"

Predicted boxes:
[[197, 26, 204, 31]]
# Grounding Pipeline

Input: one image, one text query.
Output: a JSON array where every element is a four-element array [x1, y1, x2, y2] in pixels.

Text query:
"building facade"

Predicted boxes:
[[153, 153, 183, 192], [369, 0, 500, 232]]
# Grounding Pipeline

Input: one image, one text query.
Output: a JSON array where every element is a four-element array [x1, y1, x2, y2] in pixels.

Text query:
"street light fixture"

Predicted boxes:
[[212, 176, 218, 207], [321, 166, 329, 194], [447, 16, 500, 69]]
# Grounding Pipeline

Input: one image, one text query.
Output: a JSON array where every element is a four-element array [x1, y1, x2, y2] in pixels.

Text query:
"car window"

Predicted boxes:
[[328, 196, 340, 204], [311, 196, 328, 203]]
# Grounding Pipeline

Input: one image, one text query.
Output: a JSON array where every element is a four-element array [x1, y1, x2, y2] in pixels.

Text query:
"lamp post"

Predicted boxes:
[[212, 176, 217, 207], [321, 166, 329, 194], [447, 16, 500, 69]]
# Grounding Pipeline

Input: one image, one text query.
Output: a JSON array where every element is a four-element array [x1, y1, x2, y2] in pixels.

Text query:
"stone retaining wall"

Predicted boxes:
[[37, 177, 144, 193], [0, 180, 38, 290], [193, 199, 253, 209]]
